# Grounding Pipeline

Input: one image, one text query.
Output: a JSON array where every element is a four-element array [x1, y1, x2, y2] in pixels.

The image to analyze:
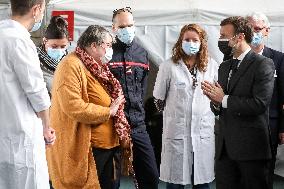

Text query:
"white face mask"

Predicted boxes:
[[100, 47, 113, 64]]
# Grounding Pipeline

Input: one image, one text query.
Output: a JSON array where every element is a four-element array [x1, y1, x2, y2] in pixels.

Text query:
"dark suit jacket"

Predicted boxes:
[[212, 50, 275, 161], [263, 46, 284, 135]]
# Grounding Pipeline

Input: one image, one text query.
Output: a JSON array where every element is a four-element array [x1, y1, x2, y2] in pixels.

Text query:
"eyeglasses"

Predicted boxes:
[[253, 27, 265, 32], [101, 42, 112, 48]]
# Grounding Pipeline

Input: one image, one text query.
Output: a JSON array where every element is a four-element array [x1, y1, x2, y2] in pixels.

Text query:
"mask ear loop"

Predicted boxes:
[[65, 42, 71, 55], [231, 32, 246, 54], [229, 35, 236, 48], [42, 38, 48, 52], [33, 5, 41, 23], [226, 35, 237, 56]]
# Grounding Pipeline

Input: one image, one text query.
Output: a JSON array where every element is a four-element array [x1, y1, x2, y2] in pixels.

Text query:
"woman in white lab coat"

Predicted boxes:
[[153, 24, 218, 189]]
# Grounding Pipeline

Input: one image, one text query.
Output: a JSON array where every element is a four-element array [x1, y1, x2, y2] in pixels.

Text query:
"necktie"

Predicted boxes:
[[231, 59, 240, 75], [227, 59, 240, 90]]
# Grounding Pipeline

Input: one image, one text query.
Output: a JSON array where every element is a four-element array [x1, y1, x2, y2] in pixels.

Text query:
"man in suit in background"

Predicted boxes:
[[247, 12, 284, 189], [201, 16, 275, 189]]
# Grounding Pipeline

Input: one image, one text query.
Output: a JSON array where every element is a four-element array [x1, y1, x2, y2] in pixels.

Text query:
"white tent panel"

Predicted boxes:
[[0, 4, 10, 20], [48, 0, 284, 26], [47, 0, 284, 65]]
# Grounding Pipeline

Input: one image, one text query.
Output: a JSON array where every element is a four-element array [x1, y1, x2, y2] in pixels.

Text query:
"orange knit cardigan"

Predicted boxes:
[[47, 52, 119, 189]]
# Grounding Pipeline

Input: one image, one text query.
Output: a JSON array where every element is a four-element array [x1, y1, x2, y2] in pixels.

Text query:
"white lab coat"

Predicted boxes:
[[0, 20, 51, 189], [153, 58, 218, 185], [275, 145, 284, 177]]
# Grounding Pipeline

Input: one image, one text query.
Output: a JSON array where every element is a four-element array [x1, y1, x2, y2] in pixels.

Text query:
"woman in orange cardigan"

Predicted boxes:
[[47, 25, 131, 189]]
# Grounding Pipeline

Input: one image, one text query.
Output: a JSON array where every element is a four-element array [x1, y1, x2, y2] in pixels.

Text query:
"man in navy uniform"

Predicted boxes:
[[108, 7, 159, 189]]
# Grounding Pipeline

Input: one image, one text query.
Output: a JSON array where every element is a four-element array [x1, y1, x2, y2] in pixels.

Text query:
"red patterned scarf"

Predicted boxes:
[[75, 47, 130, 141], [75, 47, 138, 187]]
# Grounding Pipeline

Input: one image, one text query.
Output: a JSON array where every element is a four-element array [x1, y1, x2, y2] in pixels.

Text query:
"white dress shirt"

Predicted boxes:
[[222, 47, 251, 108]]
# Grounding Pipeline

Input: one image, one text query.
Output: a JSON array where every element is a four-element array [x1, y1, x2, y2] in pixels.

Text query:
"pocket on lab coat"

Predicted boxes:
[[200, 116, 215, 138], [163, 139, 185, 180], [165, 121, 185, 139], [11, 135, 34, 171], [175, 82, 187, 98]]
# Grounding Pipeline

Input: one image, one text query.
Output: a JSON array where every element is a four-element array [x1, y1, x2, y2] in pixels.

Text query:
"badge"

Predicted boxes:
[[274, 70, 277, 78], [126, 65, 132, 74]]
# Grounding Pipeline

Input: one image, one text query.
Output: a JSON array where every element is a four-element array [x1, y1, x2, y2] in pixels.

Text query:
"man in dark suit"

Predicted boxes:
[[201, 16, 275, 189], [247, 13, 284, 189]]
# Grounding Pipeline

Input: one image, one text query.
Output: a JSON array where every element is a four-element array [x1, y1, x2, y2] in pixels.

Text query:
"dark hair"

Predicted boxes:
[[220, 16, 253, 43], [77, 25, 114, 49], [112, 7, 132, 22], [172, 24, 208, 72], [10, 0, 44, 16], [44, 16, 69, 40]]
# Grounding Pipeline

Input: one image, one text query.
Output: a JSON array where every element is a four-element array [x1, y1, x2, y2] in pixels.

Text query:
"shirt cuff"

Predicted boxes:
[[28, 87, 51, 112], [222, 95, 229, 108], [212, 103, 221, 111]]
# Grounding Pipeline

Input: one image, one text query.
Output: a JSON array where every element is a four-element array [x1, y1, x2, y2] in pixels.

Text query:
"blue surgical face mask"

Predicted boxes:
[[47, 48, 66, 62], [251, 32, 263, 47], [30, 19, 42, 32], [117, 26, 135, 44], [182, 41, 200, 56]]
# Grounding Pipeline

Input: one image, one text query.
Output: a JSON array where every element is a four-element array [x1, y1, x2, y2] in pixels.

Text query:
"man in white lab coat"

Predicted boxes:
[[0, 0, 56, 188]]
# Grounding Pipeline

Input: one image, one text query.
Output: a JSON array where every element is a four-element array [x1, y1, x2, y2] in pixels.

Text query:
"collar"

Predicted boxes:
[[234, 47, 251, 61], [9, 19, 31, 38], [258, 48, 264, 55]]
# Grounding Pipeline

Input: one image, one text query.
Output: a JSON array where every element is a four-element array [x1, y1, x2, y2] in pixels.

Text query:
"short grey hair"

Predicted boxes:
[[77, 25, 114, 49], [247, 12, 271, 28]]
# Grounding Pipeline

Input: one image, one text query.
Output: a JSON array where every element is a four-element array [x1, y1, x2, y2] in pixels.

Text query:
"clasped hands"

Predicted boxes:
[[44, 127, 56, 147], [201, 81, 225, 105], [201, 82, 284, 145]]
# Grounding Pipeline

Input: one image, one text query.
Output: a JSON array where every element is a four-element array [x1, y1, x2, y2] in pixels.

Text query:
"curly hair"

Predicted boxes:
[[220, 16, 253, 43], [112, 7, 132, 22], [171, 24, 208, 72]]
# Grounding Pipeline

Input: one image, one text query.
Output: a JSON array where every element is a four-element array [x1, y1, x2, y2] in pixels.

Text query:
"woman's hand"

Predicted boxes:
[[120, 136, 131, 148], [110, 95, 125, 116], [44, 127, 56, 147]]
